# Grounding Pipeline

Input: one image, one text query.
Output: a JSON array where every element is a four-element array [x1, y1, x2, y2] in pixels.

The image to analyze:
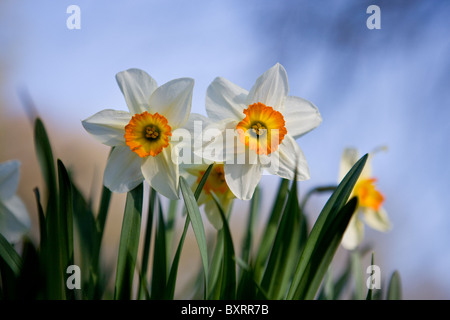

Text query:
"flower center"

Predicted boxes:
[[197, 164, 228, 195], [145, 126, 159, 140], [236, 102, 287, 155], [124, 111, 172, 157], [251, 122, 267, 136], [353, 178, 384, 211]]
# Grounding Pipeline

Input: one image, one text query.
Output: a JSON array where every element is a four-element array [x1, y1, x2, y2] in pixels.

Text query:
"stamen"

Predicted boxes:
[[251, 122, 267, 136], [145, 126, 159, 139]]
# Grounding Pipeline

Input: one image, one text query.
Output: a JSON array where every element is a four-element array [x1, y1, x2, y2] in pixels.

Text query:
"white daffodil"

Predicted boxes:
[[82, 68, 194, 199], [340, 148, 392, 250], [198, 63, 322, 200], [0, 160, 31, 243]]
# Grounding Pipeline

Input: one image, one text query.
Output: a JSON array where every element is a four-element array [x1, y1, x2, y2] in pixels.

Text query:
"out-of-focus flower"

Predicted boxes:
[[0, 160, 31, 242], [340, 148, 391, 250], [82, 68, 194, 199], [183, 163, 234, 230], [198, 63, 322, 200]]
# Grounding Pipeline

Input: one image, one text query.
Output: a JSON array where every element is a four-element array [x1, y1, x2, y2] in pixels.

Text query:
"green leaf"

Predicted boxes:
[[254, 179, 289, 282], [33, 188, 47, 251], [138, 187, 156, 299], [34, 118, 58, 208], [0, 233, 22, 276], [57, 159, 75, 299], [297, 198, 358, 300], [151, 197, 167, 299], [114, 183, 143, 300], [95, 148, 113, 242], [208, 228, 224, 300], [241, 186, 260, 265], [165, 216, 190, 300], [179, 176, 209, 298], [212, 193, 236, 300], [350, 250, 365, 300], [260, 178, 302, 299], [287, 154, 368, 300], [387, 271, 402, 300], [366, 252, 375, 300], [332, 257, 352, 300], [165, 167, 213, 300]]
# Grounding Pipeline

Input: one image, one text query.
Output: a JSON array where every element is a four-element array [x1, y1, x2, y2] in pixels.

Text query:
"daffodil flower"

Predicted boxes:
[[82, 68, 194, 199], [0, 160, 30, 243], [340, 148, 392, 250], [183, 162, 234, 230], [198, 63, 322, 200]]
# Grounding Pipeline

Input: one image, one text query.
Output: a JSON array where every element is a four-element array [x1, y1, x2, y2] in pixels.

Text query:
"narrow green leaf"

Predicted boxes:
[[387, 271, 402, 300], [165, 198, 179, 263], [34, 117, 64, 299], [95, 147, 113, 242], [165, 167, 213, 299], [208, 228, 224, 300], [165, 216, 190, 300], [241, 186, 260, 265], [287, 154, 368, 300], [212, 193, 236, 300], [260, 179, 302, 299], [138, 187, 156, 299], [179, 176, 209, 298], [57, 159, 75, 299], [254, 179, 289, 282], [350, 250, 365, 300], [34, 118, 57, 206], [366, 252, 375, 300], [0, 233, 22, 276], [114, 183, 143, 300], [293, 197, 358, 300], [33, 188, 47, 250], [95, 185, 112, 244], [151, 197, 167, 299], [332, 257, 352, 300], [194, 164, 214, 200]]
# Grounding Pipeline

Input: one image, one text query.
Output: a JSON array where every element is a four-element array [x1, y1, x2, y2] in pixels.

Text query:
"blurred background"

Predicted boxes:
[[0, 0, 449, 299]]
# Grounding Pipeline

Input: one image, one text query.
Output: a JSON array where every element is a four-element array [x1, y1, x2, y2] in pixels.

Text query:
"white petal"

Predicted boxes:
[[263, 135, 310, 181], [103, 146, 144, 193], [82, 109, 131, 146], [341, 213, 364, 250], [339, 148, 360, 182], [195, 119, 246, 163], [283, 96, 322, 140], [149, 78, 194, 129], [183, 113, 214, 134], [363, 207, 392, 232], [0, 160, 20, 199], [116, 68, 158, 115], [204, 200, 223, 230], [224, 162, 262, 200], [141, 145, 179, 200], [0, 195, 31, 243], [246, 63, 289, 110], [206, 77, 249, 122], [180, 113, 214, 166]]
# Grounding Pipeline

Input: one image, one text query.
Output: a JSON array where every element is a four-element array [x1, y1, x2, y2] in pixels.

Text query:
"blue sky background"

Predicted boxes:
[[1, 0, 449, 299]]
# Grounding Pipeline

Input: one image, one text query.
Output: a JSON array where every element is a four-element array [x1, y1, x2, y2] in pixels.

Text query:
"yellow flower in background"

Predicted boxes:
[[183, 162, 235, 230], [340, 147, 392, 250], [0, 160, 30, 243], [82, 68, 194, 199]]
